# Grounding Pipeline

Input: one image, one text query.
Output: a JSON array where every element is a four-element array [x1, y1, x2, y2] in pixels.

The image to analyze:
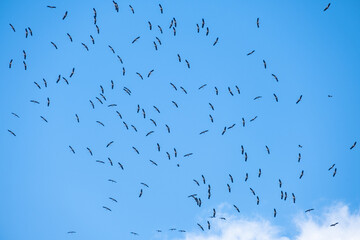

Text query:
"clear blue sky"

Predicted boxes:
[[0, 0, 359, 239]]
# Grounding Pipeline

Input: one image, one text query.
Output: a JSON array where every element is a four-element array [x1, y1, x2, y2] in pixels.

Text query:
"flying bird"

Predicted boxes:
[[324, 3, 331, 11], [129, 5, 134, 13], [8, 129, 16, 136], [330, 222, 338, 227], [9, 59, 13, 68], [213, 37, 219, 46], [113, 1, 119, 12], [51, 42, 58, 49], [247, 50, 255, 56], [185, 60, 190, 68], [132, 36, 140, 44], [296, 95, 303, 104], [9, 23, 15, 32], [81, 43, 89, 51], [350, 141, 357, 150], [159, 4, 163, 14], [305, 209, 314, 213], [257, 18, 259, 28], [272, 74, 279, 82], [62, 11, 68, 20]]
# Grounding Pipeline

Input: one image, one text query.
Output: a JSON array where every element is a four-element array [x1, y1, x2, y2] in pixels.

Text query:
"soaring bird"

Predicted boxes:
[[165, 124, 170, 133], [227, 184, 231, 193], [201, 18, 205, 28], [69, 146, 75, 154], [257, 18, 259, 28], [333, 168, 337, 177], [258, 169, 262, 178], [328, 164, 335, 171], [199, 130, 209, 135], [81, 43, 89, 51], [250, 188, 256, 195], [235, 85, 240, 94], [209, 103, 214, 110], [8, 130, 16, 136], [129, 5, 134, 13], [254, 96, 262, 100], [300, 170, 304, 179], [89, 100, 95, 109], [250, 116, 257, 122], [257, 196, 260, 205], [136, 72, 143, 80], [207, 221, 211, 230], [211, 208, 216, 218], [193, 179, 200, 186], [9, 23, 15, 32], [9, 59, 13, 68], [130, 232, 139, 235], [34, 82, 41, 89], [274, 209, 277, 217], [156, 37, 162, 45], [146, 131, 154, 137], [47, 97, 50, 107], [86, 147, 92, 155], [245, 173, 248, 182], [272, 74, 279, 82], [148, 69, 154, 78], [95, 25, 100, 34], [296, 95, 303, 104], [23, 50, 26, 59], [106, 141, 114, 148], [199, 84, 207, 90], [113, 1, 119, 12], [149, 160, 158, 166], [139, 189, 143, 197], [25, 28, 28, 38], [208, 185, 211, 199], [202, 175, 206, 184], [51, 42, 58, 49], [157, 25, 163, 34], [67, 33, 73, 42], [43, 78, 47, 87], [150, 119, 157, 126], [350, 141, 357, 150], [228, 87, 234, 96], [247, 50, 255, 56], [242, 118, 245, 127], [69, 68, 75, 77], [172, 101, 178, 108], [305, 208, 314, 213], [209, 114, 214, 123], [184, 153, 193, 157], [279, 179, 282, 188], [196, 24, 200, 33], [244, 152, 248, 161], [11, 113, 20, 118], [229, 174, 234, 183], [132, 146, 139, 154], [62, 11, 68, 20], [30, 100, 40, 104], [172, 27, 176, 36], [159, 4, 163, 13], [180, 86, 187, 94], [132, 36, 140, 44], [265, 145, 270, 154], [23, 61, 27, 70], [108, 45, 115, 53], [206, 27, 209, 36], [185, 59, 190, 68], [197, 223, 204, 231], [330, 222, 338, 227], [213, 37, 219, 46], [103, 206, 111, 211], [108, 158, 113, 166], [170, 82, 177, 90], [324, 3, 331, 11], [47, 5, 56, 8], [233, 204, 240, 212], [96, 121, 104, 126], [263, 60, 267, 69], [292, 193, 296, 203], [273, 94, 278, 102], [298, 153, 301, 162], [148, 21, 152, 30], [221, 127, 227, 135], [67, 231, 76, 234]]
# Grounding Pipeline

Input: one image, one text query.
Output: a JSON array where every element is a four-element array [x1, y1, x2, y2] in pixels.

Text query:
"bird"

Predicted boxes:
[[305, 209, 314, 213], [235, 85, 240, 94], [86, 147, 92, 155], [328, 164, 335, 171], [9, 23, 15, 32], [139, 189, 143, 197], [108, 45, 115, 53], [272, 74, 279, 82], [106, 141, 114, 148], [158, 25, 163, 34], [150, 119, 157, 126], [274, 209, 277, 217], [34, 82, 41, 89], [132, 146, 139, 154], [9, 59, 13, 68], [228, 87, 234, 96], [229, 174, 234, 183], [206, 27, 209, 36], [108, 158, 113, 166], [69, 68, 75, 78], [136, 72, 143, 80], [23, 61, 27, 70], [47, 97, 50, 107], [350, 141, 357, 150], [129, 5, 134, 13], [159, 4, 163, 14], [51, 42, 58, 49], [8, 130, 16, 136], [263, 60, 267, 69], [266, 145, 270, 154], [333, 168, 337, 177], [148, 21, 152, 30], [184, 153, 193, 157], [242, 118, 245, 127], [193, 179, 200, 186], [172, 101, 178, 108], [298, 153, 301, 162], [180, 86, 187, 94], [296, 95, 303, 104], [201, 18, 205, 28], [274, 94, 278, 102], [258, 169, 262, 178], [185, 60, 190, 68], [165, 124, 171, 133], [233, 204, 240, 212], [250, 188, 256, 195], [103, 206, 111, 211], [330, 222, 339, 227], [196, 24, 200, 33], [279, 179, 282, 188], [43, 79, 47, 87], [69, 146, 75, 154], [213, 37, 219, 46], [132, 36, 140, 44], [247, 50, 255, 56], [95, 25, 100, 34], [209, 115, 214, 123], [113, 1, 119, 12], [292, 193, 296, 203], [299, 170, 304, 179], [23, 50, 26, 60], [244, 152, 248, 161], [67, 33, 73, 42], [199, 84, 207, 90], [221, 127, 227, 135], [324, 3, 331, 11], [227, 184, 231, 193], [250, 116, 257, 122], [257, 196, 260, 205], [25, 28, 28, 38], [11, 113, 20, 118], [245, 173, 248, 182], [67, 231, 76, 234], [130, 232, 139, 235], [257, 18, 259, 28], [62, 11, 68, 20], [81, 43, 89, 51], [89, 100, 95, 109], [146, 131, 154, 137], [197, 223, 204, 231], [156, 37, 162, 45], [202, 175, 206, 184], [254, 96, 262, 100], [149, 160, 157, 166], [209, 103, 214, 110], [148, 70, 154, 78], [47, 5, 56, 8]]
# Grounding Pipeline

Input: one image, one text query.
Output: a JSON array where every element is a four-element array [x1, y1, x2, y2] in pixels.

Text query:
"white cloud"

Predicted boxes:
[[178, 203, 360, 240]]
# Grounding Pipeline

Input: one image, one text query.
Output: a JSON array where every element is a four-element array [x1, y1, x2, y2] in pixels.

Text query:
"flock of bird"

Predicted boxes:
[[4, 1, 355, 238]]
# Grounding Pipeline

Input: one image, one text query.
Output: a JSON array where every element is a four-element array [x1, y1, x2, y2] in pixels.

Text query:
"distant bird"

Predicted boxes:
[[159, 4, 163, 13], [279, 179, 282, 188], [247, 50, 255, 56], [158, 25, 163, 34], [199, 84, 207, 90], [305, 209, 314, 213], [201, 18, 205, 28], [257, 18, 259, 28], [193, 179, 200, 186], [333, 168, 337, 177], [184, 153, 193, 157], [96, 121, 104, 126], [67, 33, 73, 42], [9, 59, 13, 68], [254, 96, 262, 100], [47, 97, 50, 107], [113, 1, 119, 12], [263, 60, 267, 69], [103, 206, 111, 211], [23, 61, 27, 70], [51, 42, 58, 49], [62, 11, 68, 20], [272, 74, 279, 82], [106, 141, 114, 148], [245, 173, 248, 181], [197, 223, 204, 231], [207, 221, 211, 230], [258, 169, 262, 178], [149, 160, 158, 166], [180, 86, 187, 94], [148, 21, 152, 30], [227, 184, 231, 192], [296, 95, 303, 104], [233, 204, 240, 212], [47, 5, 56, 8], [132, 146, 139, 154], [25, 28, 28, 38], [136, 72, 143, 80], [274, 94, 279, 102], [350, 141, 357, 150], [242, 118, 245, 127], [250, 116, 257, 122], [81, 43, 89, 51], [132, 36, 140, 44], [292, 193, 296, 203], [86, 147, 92, 155], [324, 3, 331, 12], [229, 174, 234, 183], [202, 175, 206, 184], [69, 146, 75, 154], [172, 101, 178, 108], [67, 231, 76, 234], [146, 131, 154, 137], [11, 113, 20, 118], [299, 170, 304, 179], [148, 69, 154, 78], [165, 124, 170, 133], [330, 222, 338, 227], [206, 27, 209, 36], [185, 60, 190, 68], [196, 24, 200, 33], [209, 114, 213, 123], [266, 145, 270, 154], [129, 5, 134, 13], [139, 189, 143, 197], [213, 37, 219, 46], [209, 103, 214, 110], [9, 23, 15, 32], [34, 82, 41, 89], [328, 164, 335, 171], [298, 153, 301, 162], [8, 129, 16, 136], [274, 209, 277, 217], [222, 127, 227, 135], [236, 85, 240, 94]]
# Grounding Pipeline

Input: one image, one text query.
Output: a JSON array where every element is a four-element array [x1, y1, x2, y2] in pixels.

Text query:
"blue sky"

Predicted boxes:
[[1, 0, 360, 239]]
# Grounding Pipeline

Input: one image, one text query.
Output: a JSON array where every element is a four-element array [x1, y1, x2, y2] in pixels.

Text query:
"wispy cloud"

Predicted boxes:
[[178, 203, 360, 240]]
